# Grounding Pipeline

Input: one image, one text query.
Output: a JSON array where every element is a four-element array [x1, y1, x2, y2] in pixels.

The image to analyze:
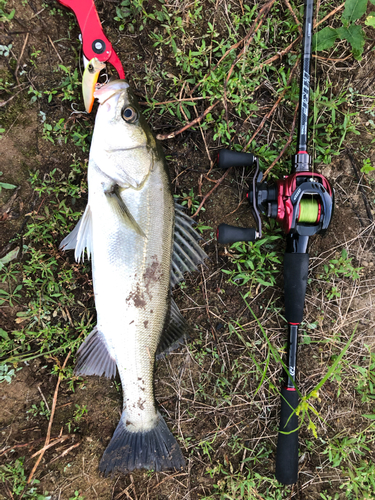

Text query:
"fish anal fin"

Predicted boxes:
[[75, 327, 117, 379]]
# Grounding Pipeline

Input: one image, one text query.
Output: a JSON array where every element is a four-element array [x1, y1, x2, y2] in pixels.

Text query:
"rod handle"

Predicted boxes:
[[217, 224, 257, 244], [217, 149, 254, 169], [275, 387, 299, 485], [283, 253, 309, 324]]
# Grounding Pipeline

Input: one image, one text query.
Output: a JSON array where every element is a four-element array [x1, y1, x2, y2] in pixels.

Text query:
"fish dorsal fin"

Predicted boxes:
[[75, 327, 117, 379], [170, 203, 207, 288], [156, 298, 190, 358], [59, 204, 93, 263]]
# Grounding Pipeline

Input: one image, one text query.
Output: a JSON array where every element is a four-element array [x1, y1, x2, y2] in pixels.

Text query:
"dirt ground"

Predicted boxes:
[[1, 0, 375, 499]]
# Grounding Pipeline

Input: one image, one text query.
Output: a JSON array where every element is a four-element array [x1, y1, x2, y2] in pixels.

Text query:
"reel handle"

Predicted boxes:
[[275, 387, 299, 485], [218, 149, 255, 169], [217, 224, 257, 244]]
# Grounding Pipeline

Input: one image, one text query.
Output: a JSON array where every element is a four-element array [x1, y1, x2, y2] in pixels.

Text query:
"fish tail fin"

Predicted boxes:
[[99, 411, 185, 475]]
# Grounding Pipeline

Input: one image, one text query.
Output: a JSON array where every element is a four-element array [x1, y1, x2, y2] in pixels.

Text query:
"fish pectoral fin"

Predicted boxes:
[[170, 202, 208, 288], [74, 326, 117, 379], [156, 298, 191, 359], [104, 185, 146, 238], [59, 204, 93, 263]]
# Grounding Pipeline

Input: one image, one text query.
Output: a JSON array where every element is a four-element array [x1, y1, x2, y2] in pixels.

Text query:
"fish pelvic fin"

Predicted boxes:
[[105, 185, 146, 238], [99, 411, 185, 475], [59, 204, 93, 263], [156, 298, 190, 359], [171, 202, 208, 288], [74, 327, 117, 379]]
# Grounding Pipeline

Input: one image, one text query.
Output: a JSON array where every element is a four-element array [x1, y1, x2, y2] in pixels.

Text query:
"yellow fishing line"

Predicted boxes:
[[298, 198, 319, 223]]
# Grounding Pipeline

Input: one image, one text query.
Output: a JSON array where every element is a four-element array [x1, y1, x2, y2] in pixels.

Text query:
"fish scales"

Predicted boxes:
[[89, 156, 174, 432], [60, 80, 206, 475]]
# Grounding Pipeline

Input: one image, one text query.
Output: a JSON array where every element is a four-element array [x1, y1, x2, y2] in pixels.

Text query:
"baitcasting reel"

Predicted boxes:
[[216, 149, 334, 245]]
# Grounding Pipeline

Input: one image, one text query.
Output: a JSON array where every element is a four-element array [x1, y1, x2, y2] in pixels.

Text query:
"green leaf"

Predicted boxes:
[[337, 25, 365, 59], [342, 0, 368, 22], [365, 15, 375, 26], [362, 414, 375, 419], [0, 182, 17, 190], [312, 27, 338, 51]]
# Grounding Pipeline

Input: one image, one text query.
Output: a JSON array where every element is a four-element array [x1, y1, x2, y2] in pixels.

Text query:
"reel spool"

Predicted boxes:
[[298, 198, 321, 224]]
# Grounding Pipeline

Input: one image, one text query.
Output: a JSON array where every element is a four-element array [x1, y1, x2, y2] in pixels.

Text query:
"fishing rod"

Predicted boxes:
[[216, 0, 334, 485]]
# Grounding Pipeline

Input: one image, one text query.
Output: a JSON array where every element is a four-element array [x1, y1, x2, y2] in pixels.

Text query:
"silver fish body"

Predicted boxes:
[[61, 81, 206, 474]]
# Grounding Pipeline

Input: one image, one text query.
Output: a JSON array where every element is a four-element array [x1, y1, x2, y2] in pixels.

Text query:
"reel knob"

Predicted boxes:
[[217, 223, 258, 244], [218, 149, 255, 169]]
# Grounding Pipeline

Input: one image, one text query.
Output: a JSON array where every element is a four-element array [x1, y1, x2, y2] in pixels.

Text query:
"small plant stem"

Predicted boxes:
[[15, 33, 29, 85], [191, 168, 232, 218], [156, 99, 220, 140], [263, 103, 299, 178], [27, 351, 71, 484], [244, 57, 299, 151]]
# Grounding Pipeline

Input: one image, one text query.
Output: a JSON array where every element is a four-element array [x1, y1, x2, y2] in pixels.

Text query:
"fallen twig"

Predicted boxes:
[[15, 33, 29, 85], [27, 351, 71, 484], [0, 84, 29, 107], [29, 435, 70, 459], [244, 57, 299, 151], [282, 0, 302, 35], [315, 2, 345, 28], [48, 441, 81, 463], [189, 0, 276, 98], [263, 103, 299, 178], [191, 168, 232, 218], [156, 100, 220, 141]]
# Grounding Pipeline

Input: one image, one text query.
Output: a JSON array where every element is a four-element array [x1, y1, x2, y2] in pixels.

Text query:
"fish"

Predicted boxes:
[[60, 80, 207, 475], [82, 57, 106, 113]]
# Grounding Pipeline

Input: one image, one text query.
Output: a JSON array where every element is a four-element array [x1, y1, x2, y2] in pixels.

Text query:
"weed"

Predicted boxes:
[[222, 233, 282, 297], [313, 0, 372, 59], [27, 401, 51, 421], [353, 345, 375, 404], [0, 171, 16, 193], [0, 363, 19, 383], [0, 457, 51, 499], [66, 404, 88, 433], [176, 188, 203, 214], [361, 157, 374, 174]]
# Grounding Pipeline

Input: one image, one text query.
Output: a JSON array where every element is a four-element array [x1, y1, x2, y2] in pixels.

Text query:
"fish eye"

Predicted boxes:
[[122, 106, 138, 123]]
